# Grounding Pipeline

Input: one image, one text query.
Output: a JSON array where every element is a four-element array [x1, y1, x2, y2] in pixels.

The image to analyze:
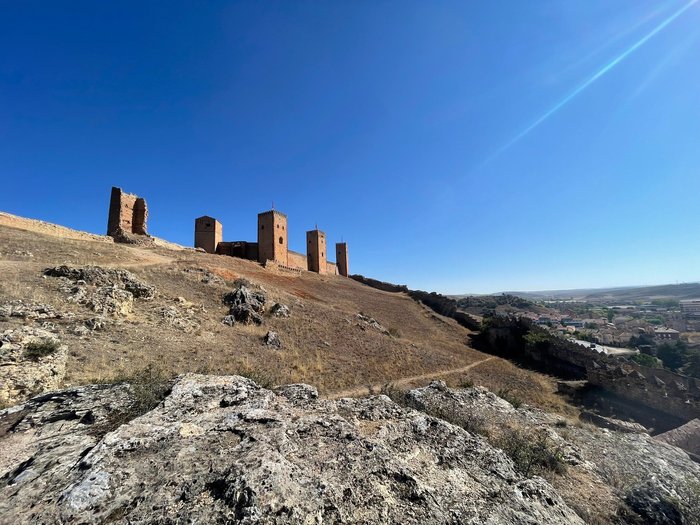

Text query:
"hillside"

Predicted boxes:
[[499, 283, 700, 302], [2, 212, 700, 524], [0, 212, 564, 413]]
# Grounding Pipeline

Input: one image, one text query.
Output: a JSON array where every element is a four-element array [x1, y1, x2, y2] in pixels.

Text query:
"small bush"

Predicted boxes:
[[497, 388, 523, 408], [459, 377, 475, 388], [494, 427, 566, 477], [24, 339, 60, 361], [92, 365, 173, 436], [630, 353, 660, 368]]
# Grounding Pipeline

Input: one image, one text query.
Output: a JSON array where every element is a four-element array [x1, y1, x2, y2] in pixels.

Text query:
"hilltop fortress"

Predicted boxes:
[[107, 186, 348, 276], [195, 211, 348, 276]]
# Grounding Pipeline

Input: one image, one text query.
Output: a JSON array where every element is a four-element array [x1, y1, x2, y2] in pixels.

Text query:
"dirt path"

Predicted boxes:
[[326, 356, 496, 399]]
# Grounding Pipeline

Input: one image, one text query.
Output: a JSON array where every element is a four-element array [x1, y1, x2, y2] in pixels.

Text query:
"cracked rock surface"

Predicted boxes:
[[0, 374, 583, 524]]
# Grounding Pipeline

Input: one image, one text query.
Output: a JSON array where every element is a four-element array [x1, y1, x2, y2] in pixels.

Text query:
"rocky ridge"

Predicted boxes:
[[0, 374, 585, 524]]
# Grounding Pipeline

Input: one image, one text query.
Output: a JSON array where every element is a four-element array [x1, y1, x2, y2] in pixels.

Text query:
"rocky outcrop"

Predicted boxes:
[[655, 418, 700, 461], [0, 327, 67, 406], [223, 285, 266, 326], [44, 265, 155, 318], [0, 375, 584, 524], [355, 313, 390, 335], [406, 382, 700, 525]]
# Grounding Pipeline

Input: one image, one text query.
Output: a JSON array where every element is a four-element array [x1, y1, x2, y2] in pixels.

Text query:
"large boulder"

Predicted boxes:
[[0, 375, 584, 524]]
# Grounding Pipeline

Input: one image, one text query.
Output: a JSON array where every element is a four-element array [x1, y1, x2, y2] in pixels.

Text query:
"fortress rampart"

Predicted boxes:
[[195, 209, 349, 277], [105, 188, 349, 276]]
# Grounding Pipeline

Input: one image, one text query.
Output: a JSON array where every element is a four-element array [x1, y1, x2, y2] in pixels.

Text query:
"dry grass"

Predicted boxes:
[[0, 219, 575, 419]]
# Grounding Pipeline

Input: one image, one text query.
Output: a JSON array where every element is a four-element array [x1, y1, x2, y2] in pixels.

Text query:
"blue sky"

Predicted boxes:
[[1, 1, 699, 294]]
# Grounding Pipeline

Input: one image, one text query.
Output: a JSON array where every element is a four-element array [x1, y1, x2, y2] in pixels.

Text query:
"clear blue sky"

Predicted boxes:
[[2, 1, 699, 294]]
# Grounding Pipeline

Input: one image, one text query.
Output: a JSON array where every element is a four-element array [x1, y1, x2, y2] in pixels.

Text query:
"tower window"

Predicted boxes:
[[277, 224, 279, 229], [261, 225, 264, 230], [279, 236, 283, 244]]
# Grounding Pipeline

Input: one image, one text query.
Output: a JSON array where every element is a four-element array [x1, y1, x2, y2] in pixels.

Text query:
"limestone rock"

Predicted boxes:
[[355, 313, 390, 335], [0, 301, 66, 320], [229, 304, 263, 326], [0, 328, 67, 406], [405, 382, 700, 524], [44, 265, 155, 317], [269, 302, 290, 318], [0, 375, 584, 524], [263, 330, 281, 348], [223, 286, 266, 314]]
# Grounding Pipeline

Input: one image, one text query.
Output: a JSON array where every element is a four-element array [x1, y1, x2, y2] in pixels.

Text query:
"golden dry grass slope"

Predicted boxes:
[[0, 211, 572, 414]]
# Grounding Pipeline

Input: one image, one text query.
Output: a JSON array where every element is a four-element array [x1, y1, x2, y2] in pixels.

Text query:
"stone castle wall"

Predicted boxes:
[[287, 250, 307, 270]]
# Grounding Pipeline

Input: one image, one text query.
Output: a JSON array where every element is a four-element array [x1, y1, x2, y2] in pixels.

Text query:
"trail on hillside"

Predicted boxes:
[[325, 356, 496, 399]]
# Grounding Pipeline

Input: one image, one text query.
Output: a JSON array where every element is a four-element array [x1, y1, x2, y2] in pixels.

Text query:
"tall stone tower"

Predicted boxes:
[[306, 229, 327, 274], [335, 242, 349, 277], [194, 216, 222, 254], [258, 210, 288, 265], [107, 186, 148, 237]]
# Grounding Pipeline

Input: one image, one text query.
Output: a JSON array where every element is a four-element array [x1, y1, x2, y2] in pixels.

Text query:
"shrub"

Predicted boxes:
[[630, 353, 660, 368], [497, 388, 523, 408], [24, 339, 60, 361], [494, 427, 566, 477], [459, 377, 475, 388], [92, 365, 173, 436]]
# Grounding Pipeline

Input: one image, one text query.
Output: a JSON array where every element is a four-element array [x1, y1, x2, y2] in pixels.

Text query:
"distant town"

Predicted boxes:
[[455, 290, 700, 376]]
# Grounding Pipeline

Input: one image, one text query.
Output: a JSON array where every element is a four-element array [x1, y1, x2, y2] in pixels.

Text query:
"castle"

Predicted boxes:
[[195, 210, 349, 276], [106, 187, 348, 276]]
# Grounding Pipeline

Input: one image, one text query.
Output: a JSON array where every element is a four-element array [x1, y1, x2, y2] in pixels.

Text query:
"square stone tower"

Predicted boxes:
[[335, 242, 349, 277], [306, 229, 327, 274], [258, 210, 288, 265], [194, 216, 222, 254], [107, 187, 148, 237]]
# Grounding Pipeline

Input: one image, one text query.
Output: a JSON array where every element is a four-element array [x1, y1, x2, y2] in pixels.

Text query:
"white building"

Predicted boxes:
[[680, 299, 700, 318]]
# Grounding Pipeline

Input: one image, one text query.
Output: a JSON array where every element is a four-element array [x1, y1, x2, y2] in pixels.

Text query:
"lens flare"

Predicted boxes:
[[484, 0, 699, 164]]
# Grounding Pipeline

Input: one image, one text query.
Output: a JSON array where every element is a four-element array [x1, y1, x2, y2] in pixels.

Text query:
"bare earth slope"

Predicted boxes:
[[0, 213, 565, 412]]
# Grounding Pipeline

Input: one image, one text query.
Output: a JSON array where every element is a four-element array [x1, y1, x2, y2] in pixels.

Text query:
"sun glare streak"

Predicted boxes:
[[482, 0, 699, 165]]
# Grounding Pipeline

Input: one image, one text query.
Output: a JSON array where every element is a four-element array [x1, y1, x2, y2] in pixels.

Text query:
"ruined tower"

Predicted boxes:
[[306, 229, 327, 274], [257, 210, 288, 265], [335, 242, 349, 277], [194, 216, 222, 254], [107, 187, 148, 237]]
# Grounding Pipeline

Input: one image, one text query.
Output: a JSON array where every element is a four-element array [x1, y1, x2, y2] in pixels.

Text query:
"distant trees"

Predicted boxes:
[[656, 341, 688, 371], [630, 353, 660, 368], [686, 352, 700, 379]]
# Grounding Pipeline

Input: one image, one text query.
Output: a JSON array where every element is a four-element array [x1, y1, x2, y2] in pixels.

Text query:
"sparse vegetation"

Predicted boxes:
[[23, 339, 60, 360], [629, 353, 660, 368], [494, 427, 566, 478], [91, 365, 174, 435], [497, 388, 523, 408]]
